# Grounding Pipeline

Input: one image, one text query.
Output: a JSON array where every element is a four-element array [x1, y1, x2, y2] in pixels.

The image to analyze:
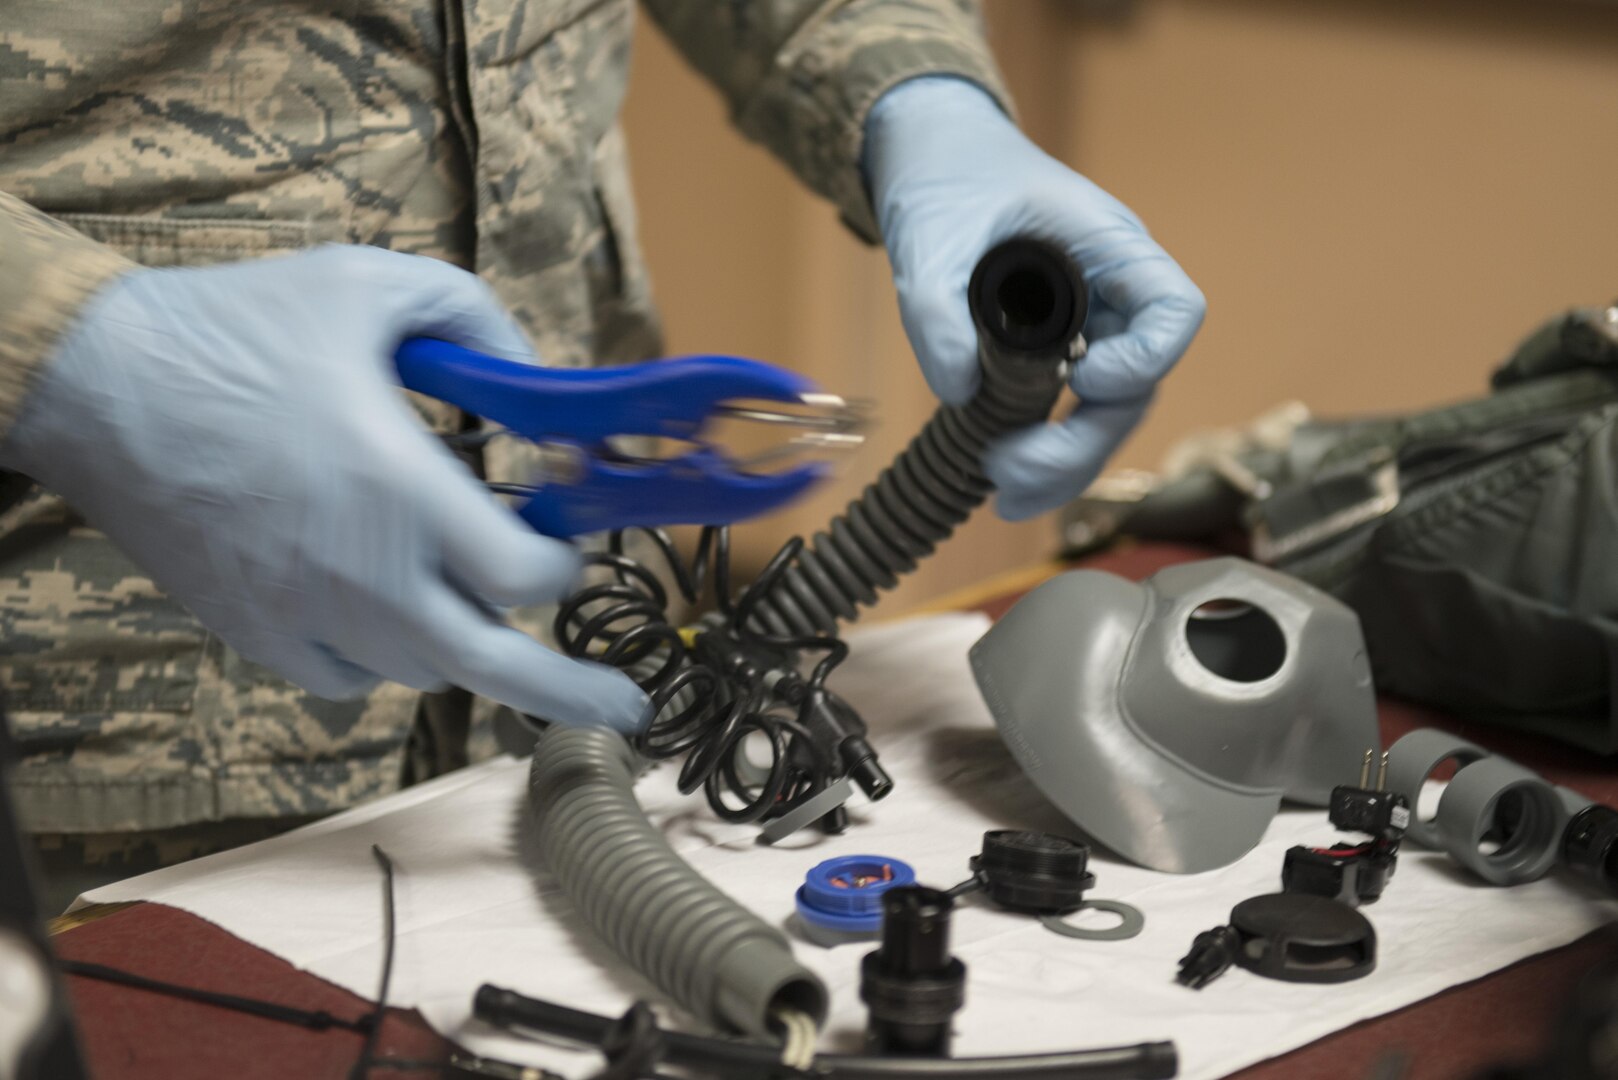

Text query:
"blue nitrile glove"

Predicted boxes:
[[1, 245, 649, 733], [863, 76, 1206, 521]]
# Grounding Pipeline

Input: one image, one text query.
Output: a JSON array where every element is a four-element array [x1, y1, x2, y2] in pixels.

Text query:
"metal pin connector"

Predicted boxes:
[[714, 394, 866, 433], [716, 394, 869, 471]]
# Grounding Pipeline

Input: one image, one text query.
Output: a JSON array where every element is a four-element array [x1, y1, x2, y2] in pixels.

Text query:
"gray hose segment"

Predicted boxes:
[[746, 237, 1084, 641], [1386, 729, 1579, 885], [1434, 756, 1570, 885], [750, 350, 1067, 639], [1384, 729, 1492, 849], [528, 726, 827, 1035]]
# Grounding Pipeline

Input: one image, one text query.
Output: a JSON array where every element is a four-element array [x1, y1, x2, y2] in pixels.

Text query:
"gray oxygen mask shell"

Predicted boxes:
[[969, 557, 1378, 874]]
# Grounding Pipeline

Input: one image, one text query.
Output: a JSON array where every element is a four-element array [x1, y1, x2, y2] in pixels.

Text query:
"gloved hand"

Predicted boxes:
[[1, 246, 649, 733], [863, 76, 1206, 520]]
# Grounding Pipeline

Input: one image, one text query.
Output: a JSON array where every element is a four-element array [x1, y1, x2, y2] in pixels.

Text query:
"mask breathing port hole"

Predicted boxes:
[[1185, 600, 1286, 683]]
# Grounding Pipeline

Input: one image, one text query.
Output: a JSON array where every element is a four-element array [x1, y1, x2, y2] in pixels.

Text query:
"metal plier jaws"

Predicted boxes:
[[395, 338, 859, 538]]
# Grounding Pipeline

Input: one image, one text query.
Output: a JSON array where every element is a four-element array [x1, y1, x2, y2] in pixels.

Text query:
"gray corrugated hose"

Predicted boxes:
[[527, 725, 827, 1036]]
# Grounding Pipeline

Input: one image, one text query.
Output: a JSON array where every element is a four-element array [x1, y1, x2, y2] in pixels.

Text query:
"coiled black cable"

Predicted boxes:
[[553, 525, 851, 828]]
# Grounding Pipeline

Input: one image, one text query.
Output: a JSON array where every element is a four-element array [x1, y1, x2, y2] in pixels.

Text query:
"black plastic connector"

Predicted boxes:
[[860, 887, 967, 1058], [1329, 787, 1411, 838], [1177, 925, 1240, 990], [1285, 749, 1407, 907], [1283, 841, 1397, 906], [1327, 750, 1411, 840]]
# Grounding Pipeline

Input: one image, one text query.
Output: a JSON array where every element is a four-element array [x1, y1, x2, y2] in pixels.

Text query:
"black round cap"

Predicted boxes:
[[1230, 893, 1377, 984], [970, 829, 1096, 914]]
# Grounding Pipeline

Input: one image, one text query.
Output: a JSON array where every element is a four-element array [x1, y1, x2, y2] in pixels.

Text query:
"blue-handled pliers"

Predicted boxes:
[[395, 338, 860, 538]]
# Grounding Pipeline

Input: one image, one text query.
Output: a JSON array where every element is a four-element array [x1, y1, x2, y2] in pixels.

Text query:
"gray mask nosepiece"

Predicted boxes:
[[970, 557, 1378, 874]]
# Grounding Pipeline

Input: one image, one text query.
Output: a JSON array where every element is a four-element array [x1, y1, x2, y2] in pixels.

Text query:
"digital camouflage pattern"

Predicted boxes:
[[0, 0, 1008, 835], [0, 197, 132, 435]]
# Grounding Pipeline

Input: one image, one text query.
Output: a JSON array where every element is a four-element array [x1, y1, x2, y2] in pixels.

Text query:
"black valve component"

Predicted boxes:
[[1177, 925, 1240, 990], [860, 887, 967, 1058], [1563, 803, 1618, 897], [967, 830, 1095, 914], [1285, 749, 1408, 907]]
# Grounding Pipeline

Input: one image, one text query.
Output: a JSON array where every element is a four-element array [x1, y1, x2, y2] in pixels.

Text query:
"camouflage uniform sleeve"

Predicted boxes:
[[0, 193, 135, 435], [640, 0, 1012, 243]]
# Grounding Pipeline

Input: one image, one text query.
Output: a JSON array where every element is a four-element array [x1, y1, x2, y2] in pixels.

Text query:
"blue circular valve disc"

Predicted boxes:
[[794, 855, 916, 946]]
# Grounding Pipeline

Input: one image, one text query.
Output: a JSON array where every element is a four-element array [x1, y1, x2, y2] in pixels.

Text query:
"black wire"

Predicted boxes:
[[57, 960, 370, 1033], [552, 525, 854, 829], [475, 985, 1180, 1080], [350, 843, 399, 1080], [55, 855, 559, 1080]]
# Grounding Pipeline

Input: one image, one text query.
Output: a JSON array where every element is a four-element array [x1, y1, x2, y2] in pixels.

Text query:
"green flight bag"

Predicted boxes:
[[1066, 305, 1618, 753]]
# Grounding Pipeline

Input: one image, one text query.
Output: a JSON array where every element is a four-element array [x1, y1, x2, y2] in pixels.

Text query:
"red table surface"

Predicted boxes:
[[52, 542, 1618, 1080]]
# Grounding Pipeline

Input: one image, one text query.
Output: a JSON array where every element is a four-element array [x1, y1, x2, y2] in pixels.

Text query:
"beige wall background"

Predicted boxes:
[[621, 0, 1618, 613]]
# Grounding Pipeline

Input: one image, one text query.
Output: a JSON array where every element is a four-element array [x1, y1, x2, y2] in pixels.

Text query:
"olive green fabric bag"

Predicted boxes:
[[1066, 305, 1618, 753]]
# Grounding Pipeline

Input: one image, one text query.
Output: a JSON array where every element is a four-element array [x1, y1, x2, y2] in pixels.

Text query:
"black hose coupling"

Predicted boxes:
[[1563, 802, 1618, 896], [860, 886, 967, 1058], [967, 829, 1095, 914], [969, 238, 1088, 365]]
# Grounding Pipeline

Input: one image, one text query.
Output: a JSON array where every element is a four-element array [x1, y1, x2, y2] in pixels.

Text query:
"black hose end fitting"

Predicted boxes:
[[473, 984, 520, 1030], [1564, 803, 1618, 896], [968, 238, 1088, 361], [969, 830, 1095, 914], [861, 887, 967, 1058]]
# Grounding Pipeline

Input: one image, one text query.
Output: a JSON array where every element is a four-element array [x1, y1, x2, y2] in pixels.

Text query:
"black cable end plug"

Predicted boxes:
[[1177, 925, 1240, 990], [1328, 749, 1411, 839], [861, 887, 967, 1057]]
